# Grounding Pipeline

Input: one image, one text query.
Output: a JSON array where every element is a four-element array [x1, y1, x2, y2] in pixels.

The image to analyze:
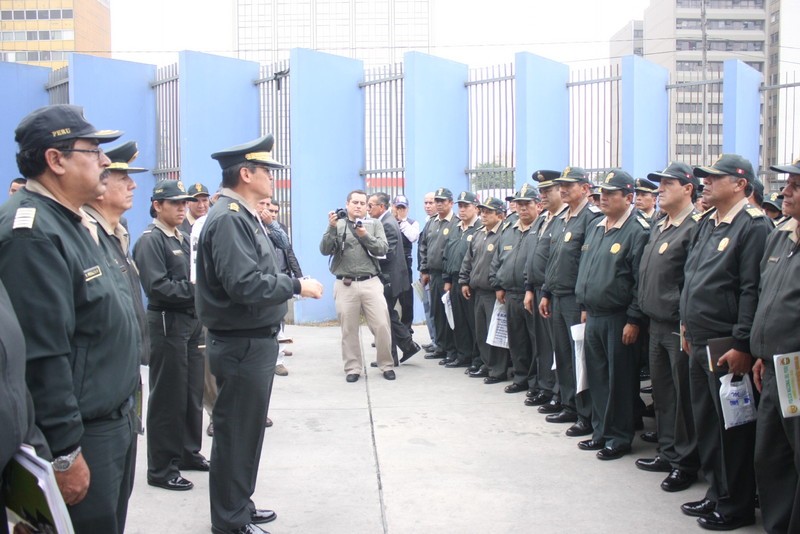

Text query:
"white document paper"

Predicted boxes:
[[773, 352, 800, 418], [441, 291, 455, 329], [570, 323, 587, 394], [486, 300, 509, 349]]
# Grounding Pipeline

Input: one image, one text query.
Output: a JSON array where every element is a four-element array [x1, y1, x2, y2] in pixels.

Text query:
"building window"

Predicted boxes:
[[677, 123, 704, 134], [0, 8, 73, 20], [676, 144, 702, 155], [634, 29, 643, 38]]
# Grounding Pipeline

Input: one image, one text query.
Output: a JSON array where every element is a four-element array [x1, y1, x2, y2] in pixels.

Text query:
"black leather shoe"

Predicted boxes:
[[383, 370, 396, 380], [484, 376, 505, 384], [524, 391, 552, 406], [661, 469, 697, 492], [400, 342, 421, 363], [265, 417, 273, 428], [578, 439, 605, 451], [469, 368, 489, 378], [546, 410, 578, 424], [640, 431, 658, 443], [635, 456, 672, 473], [346, 374, 360, 383], [370, 361, 378, 367], [445, 360, 469, 368], [504, 383, 527, 393], [565, 419, 593, 436], [596, 444, 632, 460], [640, 385, 653, 394], [537, 400, 562, 414], [211, 523, 268, 534], [148, 476, 193, 491], [178, 458, 210, 471], [438, 358, 454, 366], [696, 511, 754, 531], [681, 498, 716, 517], [422, 343, 435, 352], [251, 509, 277, 524], [424, 351, 447, 359]]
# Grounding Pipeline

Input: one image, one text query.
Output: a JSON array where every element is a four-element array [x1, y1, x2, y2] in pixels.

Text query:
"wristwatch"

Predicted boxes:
[[52, 446, 82, 472]]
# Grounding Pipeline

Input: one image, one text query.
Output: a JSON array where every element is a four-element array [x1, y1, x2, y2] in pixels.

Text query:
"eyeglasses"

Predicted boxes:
[[60, 148, 105, 161]]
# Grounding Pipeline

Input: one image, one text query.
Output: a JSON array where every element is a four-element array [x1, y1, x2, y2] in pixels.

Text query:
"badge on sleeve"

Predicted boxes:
[[13, 207, 36, 229]]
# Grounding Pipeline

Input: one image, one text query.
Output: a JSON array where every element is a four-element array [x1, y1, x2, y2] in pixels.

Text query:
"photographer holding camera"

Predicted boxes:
[[320, 190, 396, 382]]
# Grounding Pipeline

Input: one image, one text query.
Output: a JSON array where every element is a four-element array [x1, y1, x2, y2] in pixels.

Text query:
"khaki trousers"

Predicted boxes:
[[334, 277, 393, 374]]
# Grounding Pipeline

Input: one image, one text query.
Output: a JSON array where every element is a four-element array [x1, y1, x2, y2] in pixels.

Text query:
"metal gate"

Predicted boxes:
[[151, 62, 181, 181]]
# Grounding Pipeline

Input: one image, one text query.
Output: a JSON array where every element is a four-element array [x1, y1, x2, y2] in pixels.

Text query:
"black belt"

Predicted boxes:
[[84, 396, 133, 425], [336, 274, 376, 282], [209, 326, 280, 339], [147, 305, 195, 315]]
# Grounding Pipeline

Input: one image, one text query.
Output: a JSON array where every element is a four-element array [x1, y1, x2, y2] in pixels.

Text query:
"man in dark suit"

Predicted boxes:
[[368, 192, 420, 365]]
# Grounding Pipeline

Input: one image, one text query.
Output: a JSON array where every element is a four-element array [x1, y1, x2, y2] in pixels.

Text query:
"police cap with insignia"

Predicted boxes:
[[188, 183, 210, 197], [105, 140, 147, 174], [512, 183, 541, 202], [456, 191, 479, 205], [634, 177, 658, 194], [769, 157, 800, 175], [393, 195, 410, 208], [433, 188, 453, 200], [151, 180, 198, 202], [211, 133, 285, 170], [597, 169, 635, 192], [15, 104, 122, 152], [694, 153, 755, 182], [532, 169, 561, 189], [554, 165, 590, 184], [478, 196, 505, 212], [647, 161, 698, 189], [762, 191, 783, 211]]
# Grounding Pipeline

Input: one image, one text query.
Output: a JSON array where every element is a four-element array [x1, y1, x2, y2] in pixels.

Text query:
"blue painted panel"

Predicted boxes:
[[69, 54, 157, 243], [180, 51, 261, 193], [515, 52, 569, 188], [621, 55, 670, 178], [722, 60, 761, 171], [289, 48, 365, 323], [0, 62, 50, 187]]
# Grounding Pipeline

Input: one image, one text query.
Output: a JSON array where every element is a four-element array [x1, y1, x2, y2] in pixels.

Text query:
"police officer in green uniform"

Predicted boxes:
[[524, 170, 568, 409], [489, 185, 543, 393], [179, 182, 211, 234], [459, 196, 508, 379], [0, 105, 140, 534], [538, 166, 601, 437], [83, 140, 150, 367], [751, 159, 800, 534], [635, 162, 701, 492], [442, 191, 481, 368], [419, 188, 460, 360], [574, 170, 649, 460], [134, 180, 208, 491], [679, 154, 772, 531], [634, 177, 659, 222], [762, 191, 784, 223], [196, 134, 323, 534]]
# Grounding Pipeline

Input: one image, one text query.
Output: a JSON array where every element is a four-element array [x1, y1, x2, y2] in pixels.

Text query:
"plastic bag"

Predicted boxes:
[[719, 373, 757, 429], [486, 300, 509, 348], [570, 323, 587, 394]]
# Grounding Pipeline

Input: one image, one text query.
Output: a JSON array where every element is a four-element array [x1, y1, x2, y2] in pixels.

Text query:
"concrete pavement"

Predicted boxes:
[[125, 324, 763, 533]]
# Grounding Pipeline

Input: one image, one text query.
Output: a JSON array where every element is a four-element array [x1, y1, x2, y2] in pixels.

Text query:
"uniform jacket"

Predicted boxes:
[[638, 203, 698, 324], [443, 217, 480, 283], [542, 199, 603, 297], [750, 218, 800, 360], [0, 185, 140, 455], [524, 205, 568, 291], [133, 220, 194, 310], [419, 211, 459, 273], [680, 198, 773, 352], [459, 220, 503, 291], [575, 205, 649, 321], [489, 218, 535, 293], [196, 189, 299, 332]]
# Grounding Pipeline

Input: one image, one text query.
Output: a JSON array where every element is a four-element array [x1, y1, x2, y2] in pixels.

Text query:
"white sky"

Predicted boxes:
[[111, 0, 651, 68]]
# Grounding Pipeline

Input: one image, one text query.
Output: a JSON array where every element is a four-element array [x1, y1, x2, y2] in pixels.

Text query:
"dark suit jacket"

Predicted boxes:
[[378, 211, 410, 297]]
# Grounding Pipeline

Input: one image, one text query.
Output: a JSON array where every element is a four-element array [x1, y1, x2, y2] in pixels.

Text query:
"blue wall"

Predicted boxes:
[[0, 62, 50, 187], [289, 48, 365, 323], [179, 51, 261, 193], [404, 51, 469, 226], [515, 52, 569, 187], [621, 55, 670, 178], [722, 59, 762, 170], [69, 54, 157, 242]]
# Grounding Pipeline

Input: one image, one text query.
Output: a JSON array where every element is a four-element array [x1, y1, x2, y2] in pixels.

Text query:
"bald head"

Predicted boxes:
[[423, 192, 436, 216]]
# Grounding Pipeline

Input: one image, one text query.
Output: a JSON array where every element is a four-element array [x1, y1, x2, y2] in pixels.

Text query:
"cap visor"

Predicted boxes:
[[84, 129, 124, 144], [693, 166, 727, 178], [597, 183, 624, 191], [770, 164, 800, 174]]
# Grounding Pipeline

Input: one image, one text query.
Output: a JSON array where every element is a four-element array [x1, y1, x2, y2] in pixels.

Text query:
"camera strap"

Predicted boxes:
[[344, 219, 382, 274]]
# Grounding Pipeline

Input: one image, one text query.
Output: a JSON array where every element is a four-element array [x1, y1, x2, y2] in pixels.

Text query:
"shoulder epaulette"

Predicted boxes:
[[141, 229, 153, 234], [12, 207, 36, 229], [588, 205, 601, 214], [746, 207, 765, 218], [229, 202, 240, 212], [501, 221, 512, 231], [692, 207, 715, 222], [637, 217, 650, 229]]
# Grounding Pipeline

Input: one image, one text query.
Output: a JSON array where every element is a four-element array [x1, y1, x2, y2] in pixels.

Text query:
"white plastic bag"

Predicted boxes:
[[570, 323, 587, 394], [486, 300, 509, 349], [719, 373, 757, 429], [441, 291, 455, 330]]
